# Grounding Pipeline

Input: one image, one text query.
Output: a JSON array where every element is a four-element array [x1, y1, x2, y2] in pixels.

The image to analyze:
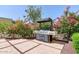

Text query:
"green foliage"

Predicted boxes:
[[40, 24, 50, 30], [57, 17, 70, 33], [69, 12, 76, 17], [0, 21, 13, 33], [25, 6, 41, 23], [7, 21, 33, 38], [7, 25, 17, 35], [40, 22, 51, 30], [71, 33, 79, 53], [76, 15, 79, 21], [73, 23, 79, 33], [57, 16, 78, 35], [16, 22, 33, 38]]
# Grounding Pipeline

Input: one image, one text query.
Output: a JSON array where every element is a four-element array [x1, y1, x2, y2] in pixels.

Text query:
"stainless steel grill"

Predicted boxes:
[[34, 30, 57, 42]]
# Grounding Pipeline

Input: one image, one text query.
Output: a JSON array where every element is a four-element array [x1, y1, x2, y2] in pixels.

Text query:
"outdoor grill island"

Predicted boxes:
[[34, 18, 57, 43]]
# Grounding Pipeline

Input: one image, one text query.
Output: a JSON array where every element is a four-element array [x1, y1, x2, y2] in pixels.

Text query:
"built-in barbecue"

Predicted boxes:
[[34, 18, 55, 43], [34, 30, 57, 42]]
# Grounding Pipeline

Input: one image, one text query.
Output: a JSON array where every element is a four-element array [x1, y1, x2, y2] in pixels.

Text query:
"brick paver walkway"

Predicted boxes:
[[0, 39, 75, 54]]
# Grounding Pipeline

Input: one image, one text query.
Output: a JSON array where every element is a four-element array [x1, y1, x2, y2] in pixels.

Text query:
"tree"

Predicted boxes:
[[57, 11, 79, 40], [64, 6, 70, 17], [57, 17, 70, 33], [25, 6, 41, 23]]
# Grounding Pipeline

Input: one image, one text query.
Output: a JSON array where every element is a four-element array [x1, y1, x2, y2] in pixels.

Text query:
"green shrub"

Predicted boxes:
[[56, 17, 71, 34], [71, 33, 79, 53], [7, 24, 18, 38], [40, 22, 51, 30], [0, 22, 13, 33], [40, 24, 50, 30], [17, 23, 33, 38], [7, 21, 33, 38], [73, 24, 79, 33]]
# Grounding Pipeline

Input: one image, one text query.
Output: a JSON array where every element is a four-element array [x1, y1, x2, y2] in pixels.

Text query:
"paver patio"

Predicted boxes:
[[0, 39, 75, 54], [26, 45, 61, 54], [14, 41, 39, 53], [0, 46, 20, 54]]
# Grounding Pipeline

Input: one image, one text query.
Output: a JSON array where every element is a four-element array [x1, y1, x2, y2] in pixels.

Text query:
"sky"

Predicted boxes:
[[0, 5, 79, 20]]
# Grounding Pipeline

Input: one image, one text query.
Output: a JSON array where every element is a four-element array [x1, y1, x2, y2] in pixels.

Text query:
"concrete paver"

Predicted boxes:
[[32, 39, 64, 50], [0, 46, 19, 54], [9, 39, 29, 44], [14, 41, 39, 52], [26, 45, 61, 54], [0, 39, 6, 43], [0, 39, 72, 54], [0, 42, 11, 49]]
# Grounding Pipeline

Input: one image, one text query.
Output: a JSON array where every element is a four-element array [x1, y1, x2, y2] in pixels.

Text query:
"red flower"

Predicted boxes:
[[67, 16, 77, 25]]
